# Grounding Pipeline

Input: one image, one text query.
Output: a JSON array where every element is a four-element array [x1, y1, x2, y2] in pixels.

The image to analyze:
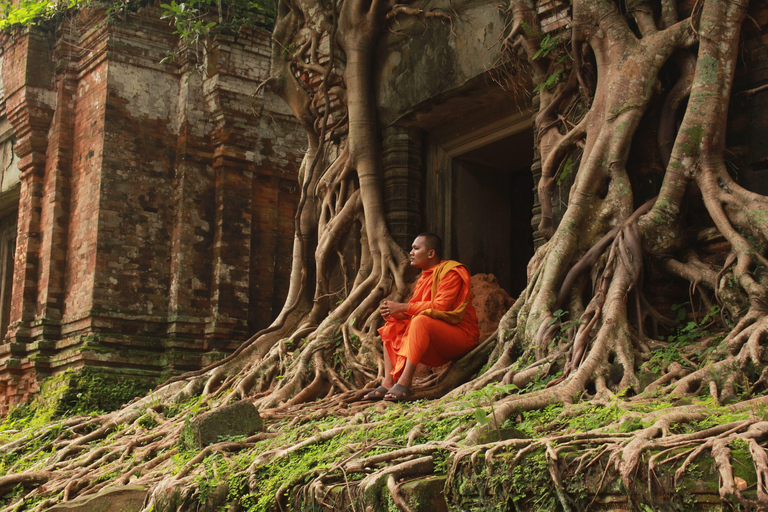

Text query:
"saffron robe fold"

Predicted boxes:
[[379, 261, 480, 380]]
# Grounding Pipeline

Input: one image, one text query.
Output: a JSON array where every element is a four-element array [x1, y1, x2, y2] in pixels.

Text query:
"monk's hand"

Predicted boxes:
[[380, 300, 391, 319], [388, 302, 408, 316], [380, 300, 408, 319]]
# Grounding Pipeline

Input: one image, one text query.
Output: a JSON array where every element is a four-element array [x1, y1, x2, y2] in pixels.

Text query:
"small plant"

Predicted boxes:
[[138, 414, 159, 430], [534, 68, 565, 94], [160, 0, 217, 71], [665, 303, 721, 344], [533, 33, 559, 60], [645, 304, 724, 375], [178, 416, 198, 454], [556, 155, 576, 187], [471, 383, 518, 441]]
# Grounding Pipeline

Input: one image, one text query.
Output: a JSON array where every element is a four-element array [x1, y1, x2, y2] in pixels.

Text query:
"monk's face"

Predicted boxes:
[[410, 236, 435, 269]]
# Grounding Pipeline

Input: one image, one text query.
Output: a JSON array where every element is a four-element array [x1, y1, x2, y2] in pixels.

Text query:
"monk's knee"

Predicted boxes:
[[409, 315, 432, 332]]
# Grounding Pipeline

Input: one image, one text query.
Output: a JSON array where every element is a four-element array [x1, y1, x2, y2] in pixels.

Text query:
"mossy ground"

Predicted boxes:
[[3, 380, 760, 511], [0, 306, 762, 511]]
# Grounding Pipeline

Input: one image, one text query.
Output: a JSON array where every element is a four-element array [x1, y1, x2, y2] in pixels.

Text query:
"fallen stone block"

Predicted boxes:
[[45, 485, 148, 512], [399, 476, 448, 512], [190, 399, 262, 448]]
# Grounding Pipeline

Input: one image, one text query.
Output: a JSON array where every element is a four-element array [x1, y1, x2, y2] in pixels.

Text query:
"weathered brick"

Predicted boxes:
[[0, 7, 305, 409]]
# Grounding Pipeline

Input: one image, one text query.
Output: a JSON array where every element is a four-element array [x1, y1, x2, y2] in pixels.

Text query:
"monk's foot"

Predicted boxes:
[[360, 385, 389, 402], [383, 384, 414, 402]]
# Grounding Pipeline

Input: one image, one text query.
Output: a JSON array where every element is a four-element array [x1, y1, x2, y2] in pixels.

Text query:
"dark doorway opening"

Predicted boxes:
[[451, 129, 535, 298]]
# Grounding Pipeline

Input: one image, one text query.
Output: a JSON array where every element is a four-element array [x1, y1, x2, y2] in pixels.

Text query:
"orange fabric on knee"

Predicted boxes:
[[382, 315, 478, 381]]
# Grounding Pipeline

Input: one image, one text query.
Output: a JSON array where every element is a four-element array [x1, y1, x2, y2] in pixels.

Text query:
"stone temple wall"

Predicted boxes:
[[0, 5, 305, 408]]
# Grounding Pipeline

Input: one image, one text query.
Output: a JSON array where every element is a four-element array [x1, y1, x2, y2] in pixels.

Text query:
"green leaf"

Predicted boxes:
[[533, 34, 551, 60], [474, 408, 488, 425]]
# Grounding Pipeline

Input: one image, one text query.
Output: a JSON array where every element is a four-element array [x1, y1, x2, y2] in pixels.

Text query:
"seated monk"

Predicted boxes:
[[364, 232, 480, 401]]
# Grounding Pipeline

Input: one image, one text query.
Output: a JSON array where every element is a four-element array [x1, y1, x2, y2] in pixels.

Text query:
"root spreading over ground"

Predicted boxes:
[[2, 0, 768, 509]]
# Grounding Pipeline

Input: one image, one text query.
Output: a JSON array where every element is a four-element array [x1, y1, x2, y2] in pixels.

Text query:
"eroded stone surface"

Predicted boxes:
[[470, 273, 515, 341]]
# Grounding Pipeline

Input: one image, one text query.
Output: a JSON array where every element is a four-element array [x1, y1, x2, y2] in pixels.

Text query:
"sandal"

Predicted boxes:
[[383, 384, 414, 402], [360, 385, 389, 402]]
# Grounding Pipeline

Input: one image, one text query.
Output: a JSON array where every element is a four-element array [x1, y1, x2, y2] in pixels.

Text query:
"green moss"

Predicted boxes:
[[698, 55, 719, 84], [680, 125, 706, 156], [205, 396, 477, 512], [54, 367, 160, 415], [729, 439, 758, 487], [0, 372, 70, 443]]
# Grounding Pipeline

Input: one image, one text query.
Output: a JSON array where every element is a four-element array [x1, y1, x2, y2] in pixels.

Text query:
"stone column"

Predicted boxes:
[[167, 57, 215, 341], [382, 126, 423, 250], [0, 27, 56, 404], [34, 24, 79, 339], [203, 45, 254, 343], [530, 95, 546, 249]]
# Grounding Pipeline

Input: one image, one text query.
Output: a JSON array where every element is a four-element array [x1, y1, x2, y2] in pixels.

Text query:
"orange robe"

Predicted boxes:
[[379, 261, 480, 380]]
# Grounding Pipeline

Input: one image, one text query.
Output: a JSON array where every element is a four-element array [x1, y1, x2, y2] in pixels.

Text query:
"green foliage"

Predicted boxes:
[[204, 397, 477, 511], [194, 453, 223, 506], [0, 369, 142, 477], [165, 393, 206, 418], [530, 32, 571, 95], [644, 304, 723, 375], [567, 401, 624, 432], [533, 68, 564, 94], [0, 377, 74, 477], [455, 448, 558, 512], [512, 403, 564, 437], [138, 413, 159, 430], [159, 0, 276, 67], [532, 33, 559, 61], [728, 438, 758, 487], [0, 373, 69, 440], [548, 308, 578, 340], [682, 397, 753, 432], [618, 416, 644, 433], [0, 0, 90, 29], [178, 416, 198, 455], [509, 448, 557, 510], [217, 433, 246, 443], [0, 0, 275, 35], [556, 155, 575, 187], [467, 383, 518, 440], [160, 0, 216, 64], [665, 303, 720, 344]]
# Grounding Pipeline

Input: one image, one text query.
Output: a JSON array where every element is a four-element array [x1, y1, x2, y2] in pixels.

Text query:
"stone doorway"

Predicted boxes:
[[423, 111, 536, 299], [450, 130, 534, 297], [0, 121, 19, 343]]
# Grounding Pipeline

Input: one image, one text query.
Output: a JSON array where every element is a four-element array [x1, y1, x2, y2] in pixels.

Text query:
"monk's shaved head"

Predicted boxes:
[[416, 232, 443, 260]]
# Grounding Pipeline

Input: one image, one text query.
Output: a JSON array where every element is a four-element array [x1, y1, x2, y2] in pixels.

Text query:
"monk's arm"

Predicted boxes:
[[406, 270, 465, 315]]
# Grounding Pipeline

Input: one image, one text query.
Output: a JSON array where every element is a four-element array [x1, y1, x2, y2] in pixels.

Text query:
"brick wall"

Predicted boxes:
[[0, 5, 304, 408]]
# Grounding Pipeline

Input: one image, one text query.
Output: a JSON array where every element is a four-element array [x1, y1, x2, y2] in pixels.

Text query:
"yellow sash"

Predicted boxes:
[[419, 260, 470, 325]]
